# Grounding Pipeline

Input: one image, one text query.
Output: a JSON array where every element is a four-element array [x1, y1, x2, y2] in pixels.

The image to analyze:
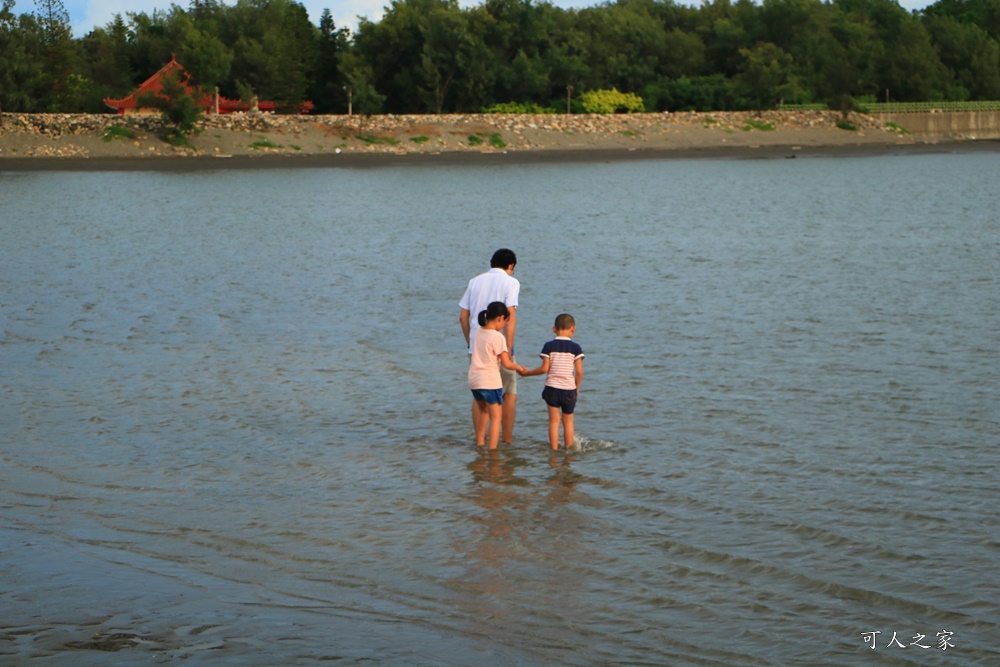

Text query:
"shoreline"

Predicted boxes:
[[2, 139, 997, 172], [2, 111, 997, 171]]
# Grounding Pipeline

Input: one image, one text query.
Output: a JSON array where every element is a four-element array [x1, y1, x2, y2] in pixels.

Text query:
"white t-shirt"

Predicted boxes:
[[459, 268, 520, 353]]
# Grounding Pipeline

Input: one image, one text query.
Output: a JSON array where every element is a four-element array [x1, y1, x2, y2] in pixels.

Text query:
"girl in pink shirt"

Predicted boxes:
[[468, 302, 526, 449]]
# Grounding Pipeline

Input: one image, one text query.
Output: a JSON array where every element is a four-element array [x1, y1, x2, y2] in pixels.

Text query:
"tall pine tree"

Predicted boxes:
[[33, 0, 80, 109]]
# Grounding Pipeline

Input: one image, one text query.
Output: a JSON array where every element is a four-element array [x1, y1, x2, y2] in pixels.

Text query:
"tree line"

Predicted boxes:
[[1, 0, 998, 115]]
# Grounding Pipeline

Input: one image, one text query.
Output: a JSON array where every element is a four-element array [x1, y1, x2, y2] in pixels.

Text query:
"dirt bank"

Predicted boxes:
[[1, 110, 993, 169]]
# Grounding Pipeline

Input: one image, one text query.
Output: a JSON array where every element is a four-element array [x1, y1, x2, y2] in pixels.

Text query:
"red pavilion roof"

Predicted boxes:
[[103, 55, 203, 112], [104, 56, 313, 115]]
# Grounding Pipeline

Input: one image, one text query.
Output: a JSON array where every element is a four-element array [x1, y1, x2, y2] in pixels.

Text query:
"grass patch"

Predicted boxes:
[[410, 135, 431, 144], [743, 119, 775, 131], [488, 133, 506, 148], [250, 138, 283, 150], [102, 125, 135, 142], [290, 144, 302, 151], [357, 134, 400, 146], [468, 134, 484, 146], [159, 129, 193, 147], [620, 130, 639, 138], [836, 120, 858, 131], [702, 116, 718, 125], [885, 121, 911, 134]]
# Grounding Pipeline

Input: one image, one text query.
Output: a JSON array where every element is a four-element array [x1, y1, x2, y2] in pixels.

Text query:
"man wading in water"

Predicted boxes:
[[459, 249, 520, 444]]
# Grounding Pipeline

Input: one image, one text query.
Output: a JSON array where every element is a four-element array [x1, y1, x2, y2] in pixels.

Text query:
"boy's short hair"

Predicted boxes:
[[490, 248, 517, 269], [554, 313, 575, 330]]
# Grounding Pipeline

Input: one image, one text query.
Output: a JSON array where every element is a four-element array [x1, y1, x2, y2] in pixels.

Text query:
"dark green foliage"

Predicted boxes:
[[738, 42, 800, 109], [1, 0, 997, 114], [29, 0, 76, 110], [924, 12, 1000, 98], [1, 4, 46, 112], [309, 9, 350, 113], [644, 74, 754, 111], [924, 0, 1000, 41], [77, 15, 135, 112]]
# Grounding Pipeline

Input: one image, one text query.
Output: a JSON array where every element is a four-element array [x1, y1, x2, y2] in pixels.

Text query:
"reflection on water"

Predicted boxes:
[[1, 152, 998, 665]]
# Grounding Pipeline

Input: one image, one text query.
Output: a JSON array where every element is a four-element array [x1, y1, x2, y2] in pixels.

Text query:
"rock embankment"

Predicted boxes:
[[0, 110, 913, 160]]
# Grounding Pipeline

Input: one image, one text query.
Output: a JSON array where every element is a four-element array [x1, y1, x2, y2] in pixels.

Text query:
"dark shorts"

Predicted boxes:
[[471, 388, 504, 405], [542, 386, 578, 414]]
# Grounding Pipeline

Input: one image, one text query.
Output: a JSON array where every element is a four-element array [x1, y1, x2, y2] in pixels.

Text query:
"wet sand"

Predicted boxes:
[[2, 141, 996, 173]]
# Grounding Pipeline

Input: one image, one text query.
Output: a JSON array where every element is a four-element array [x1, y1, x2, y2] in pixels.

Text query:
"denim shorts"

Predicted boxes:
[[471, 388, 504, 405], [542, 386, 578, 414]]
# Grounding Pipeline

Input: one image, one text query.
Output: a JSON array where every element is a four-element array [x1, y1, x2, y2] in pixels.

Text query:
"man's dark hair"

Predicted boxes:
[[490, 248, 517, 269]]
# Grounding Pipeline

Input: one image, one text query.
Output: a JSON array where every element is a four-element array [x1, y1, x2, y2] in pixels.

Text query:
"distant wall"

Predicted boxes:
[[877, 111, 1000, 140]]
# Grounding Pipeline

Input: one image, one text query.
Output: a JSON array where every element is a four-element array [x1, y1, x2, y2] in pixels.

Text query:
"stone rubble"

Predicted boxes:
[[0, 110, 903, 159]]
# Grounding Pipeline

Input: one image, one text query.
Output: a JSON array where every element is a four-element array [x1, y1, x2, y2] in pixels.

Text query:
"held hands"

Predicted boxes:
[[515, 365, 530, 377]]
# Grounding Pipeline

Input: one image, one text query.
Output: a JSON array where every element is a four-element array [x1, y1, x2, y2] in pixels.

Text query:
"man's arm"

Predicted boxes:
[[504, 306, 516, 354], [459, 308, 471, 348]]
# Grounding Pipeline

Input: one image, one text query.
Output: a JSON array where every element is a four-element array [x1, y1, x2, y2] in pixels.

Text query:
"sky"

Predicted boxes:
[[54, 0, 934, 39]]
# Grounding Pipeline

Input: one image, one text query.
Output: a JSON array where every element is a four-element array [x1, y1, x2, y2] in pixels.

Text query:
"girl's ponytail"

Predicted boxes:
[[479, 301, 509, 327]]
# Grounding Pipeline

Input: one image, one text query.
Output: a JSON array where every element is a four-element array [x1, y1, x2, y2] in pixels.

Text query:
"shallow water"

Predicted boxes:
[[1, 151, 998, 665]]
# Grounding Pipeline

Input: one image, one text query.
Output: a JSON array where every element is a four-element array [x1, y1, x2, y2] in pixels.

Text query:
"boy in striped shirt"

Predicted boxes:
[[520, 314, 585, 450]]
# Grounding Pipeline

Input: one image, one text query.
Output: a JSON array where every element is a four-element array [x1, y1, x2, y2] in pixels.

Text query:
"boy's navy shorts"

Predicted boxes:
[[542, 386, 578, 414]]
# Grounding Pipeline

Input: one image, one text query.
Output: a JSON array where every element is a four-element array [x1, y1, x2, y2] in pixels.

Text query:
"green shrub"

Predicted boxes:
[[410, 135, 430, 143], [579, 88, 644, 114], [852, 95, 876, 114], [482, 102, 556, 114], [836, 120, 858, 131], [885, 122, 911, 134], [488, 133, 506, 148], [250, 138, 282, 150], [468, 134, 483, 146], [102, 125, 135, 142], [743, 119, 775, 131], [357, 134, 400, 145], [137, 72, 203, 137]]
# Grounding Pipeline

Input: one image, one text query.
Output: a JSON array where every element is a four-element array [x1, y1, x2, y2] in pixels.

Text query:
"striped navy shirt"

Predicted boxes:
[[540, 337, 584, 390]]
